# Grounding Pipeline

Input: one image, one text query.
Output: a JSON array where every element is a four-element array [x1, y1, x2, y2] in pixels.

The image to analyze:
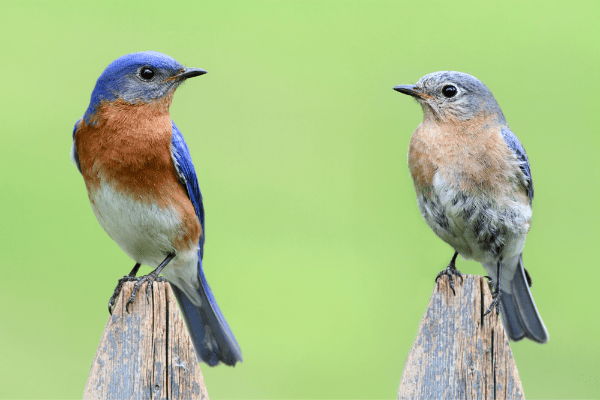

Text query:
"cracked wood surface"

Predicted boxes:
[[84, 281, 208, 399], [398, 275, 524, 400]]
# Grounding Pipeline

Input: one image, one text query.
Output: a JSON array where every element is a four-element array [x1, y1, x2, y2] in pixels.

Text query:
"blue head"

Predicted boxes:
[[394, 71, 506, 123], [84, 51, 206, 124]]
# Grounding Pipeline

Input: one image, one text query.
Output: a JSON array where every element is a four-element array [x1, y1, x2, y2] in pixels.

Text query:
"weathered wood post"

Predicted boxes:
[[84, 281, 209, 399], [398, 275, 524, 400]]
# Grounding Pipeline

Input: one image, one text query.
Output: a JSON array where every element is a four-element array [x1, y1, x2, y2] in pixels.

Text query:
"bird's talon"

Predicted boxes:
[[483, 276, 494, 291], [436, 252, 462, 296], [483, 291, 502, 317], [145, 280, 154, 303]]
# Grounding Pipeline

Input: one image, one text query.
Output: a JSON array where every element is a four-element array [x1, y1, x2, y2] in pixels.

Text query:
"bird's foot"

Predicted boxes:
[[108, 275, 139, 314], [483, 289, 502, 317], [435, 252, 463, 295], [125, 273, 167, 313], [108, 263, 142, 315], [483, 260, 503, 317], [125, 253, 175, 313]]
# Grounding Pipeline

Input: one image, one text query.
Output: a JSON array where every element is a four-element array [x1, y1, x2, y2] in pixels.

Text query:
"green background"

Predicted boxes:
[[1, 1, 598, 399]]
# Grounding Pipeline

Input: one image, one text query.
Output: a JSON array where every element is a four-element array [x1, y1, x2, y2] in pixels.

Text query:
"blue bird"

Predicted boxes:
[[395, 71, 548, 344], [72, 51, 243, 365]]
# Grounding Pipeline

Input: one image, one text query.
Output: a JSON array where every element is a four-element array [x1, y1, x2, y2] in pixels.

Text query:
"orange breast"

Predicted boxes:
[[74, 98, 201, 250]]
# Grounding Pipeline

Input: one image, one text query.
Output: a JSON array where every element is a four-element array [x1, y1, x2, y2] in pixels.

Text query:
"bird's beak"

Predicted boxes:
[[175, 67, 207, 81], [393, 84, 431, 100]]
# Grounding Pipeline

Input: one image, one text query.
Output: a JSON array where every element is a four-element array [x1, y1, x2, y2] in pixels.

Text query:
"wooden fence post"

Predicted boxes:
[[398, 275, 524, 400], [83, 281, 209, 399]]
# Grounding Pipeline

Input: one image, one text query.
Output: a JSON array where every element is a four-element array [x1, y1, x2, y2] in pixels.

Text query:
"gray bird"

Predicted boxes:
[[394, 71, 548, 343]]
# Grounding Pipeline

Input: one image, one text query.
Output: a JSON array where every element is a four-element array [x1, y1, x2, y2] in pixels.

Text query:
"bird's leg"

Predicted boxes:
[[126, 253, 175, 313], [484, 260, 502, 316], [435, 251, 463, 295], [108, 263, 141, 315]]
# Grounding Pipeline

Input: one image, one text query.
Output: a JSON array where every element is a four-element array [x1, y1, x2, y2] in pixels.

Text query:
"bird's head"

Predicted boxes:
[[394, 71, 505, 123], [84, 51, 205, 123]]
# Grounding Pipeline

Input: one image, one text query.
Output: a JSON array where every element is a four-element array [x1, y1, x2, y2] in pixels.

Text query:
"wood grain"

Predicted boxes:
[[398, 275, 524, 400], [84, 281, 208, 399]]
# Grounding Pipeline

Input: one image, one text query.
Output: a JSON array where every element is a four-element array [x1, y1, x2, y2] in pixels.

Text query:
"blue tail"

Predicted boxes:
[[499, 255, 549, 344], [169, 263, 242, 366]]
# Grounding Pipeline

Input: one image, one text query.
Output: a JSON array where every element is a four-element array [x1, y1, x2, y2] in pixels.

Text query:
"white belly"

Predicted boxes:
[[89, 182, 182, 267]]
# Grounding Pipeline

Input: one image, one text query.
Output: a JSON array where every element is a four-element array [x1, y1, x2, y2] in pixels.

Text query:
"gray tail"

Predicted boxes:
[[169, 263, 242, 366], [499, 255, 549, 343]]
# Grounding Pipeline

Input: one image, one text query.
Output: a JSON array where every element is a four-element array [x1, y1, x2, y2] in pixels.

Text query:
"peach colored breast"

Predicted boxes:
[[408, 114, 525, 202]]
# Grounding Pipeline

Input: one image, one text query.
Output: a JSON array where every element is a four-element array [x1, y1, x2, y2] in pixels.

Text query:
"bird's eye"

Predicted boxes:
[[140, 67, 155, 80], [442, 85, 457, 98]]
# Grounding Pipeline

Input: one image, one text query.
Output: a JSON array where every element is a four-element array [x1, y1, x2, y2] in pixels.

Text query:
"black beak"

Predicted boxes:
[[176, 67, 207, 81], [393, 84, 425, 98]]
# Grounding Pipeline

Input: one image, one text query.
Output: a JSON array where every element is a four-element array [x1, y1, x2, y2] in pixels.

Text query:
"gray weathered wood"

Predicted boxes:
[[84, 281, 209, 399], [398, 275, 524, 400]]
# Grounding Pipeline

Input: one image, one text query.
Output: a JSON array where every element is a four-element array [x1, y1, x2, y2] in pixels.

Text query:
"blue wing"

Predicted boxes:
[[500, 127, 533, 201], [170, 122, 243, 366], [171, 122, 206, 258], [71, 119, 82, 173]]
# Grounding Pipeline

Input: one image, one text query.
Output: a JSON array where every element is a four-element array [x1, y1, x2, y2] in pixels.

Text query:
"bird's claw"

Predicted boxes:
[[435, 264, 463, 296], [108, 275, 140, 315], [125, 274, 167, 313], [483, 290, 502, 317]]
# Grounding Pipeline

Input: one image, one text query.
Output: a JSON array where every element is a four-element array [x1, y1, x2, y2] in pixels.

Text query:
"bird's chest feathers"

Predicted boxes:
[[75, 99, 180, 201], [408, 115, 518, 198], [407, 115, 531, 261], [74, 98, 202, 259]]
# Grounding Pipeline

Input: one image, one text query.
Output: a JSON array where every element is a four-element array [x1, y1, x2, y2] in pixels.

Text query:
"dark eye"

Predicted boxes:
[[140, 67, 155, 80], [442, 85, 457, 98]]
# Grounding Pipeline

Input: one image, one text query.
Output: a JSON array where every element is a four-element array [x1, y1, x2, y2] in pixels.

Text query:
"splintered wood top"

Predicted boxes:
[[84, 281, 209, 400], [398, 275, 524, 400]]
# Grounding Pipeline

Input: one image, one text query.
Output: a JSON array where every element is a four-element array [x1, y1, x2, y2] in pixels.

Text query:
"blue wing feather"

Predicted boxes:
[[171, 122, 206, 257], [170, 122, 243, 366], [500, 127, 534, 201]]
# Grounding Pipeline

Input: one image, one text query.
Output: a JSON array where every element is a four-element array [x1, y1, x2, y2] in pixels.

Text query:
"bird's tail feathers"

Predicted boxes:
[[499, 255, 548, 344], [170, 262, 242, 366]]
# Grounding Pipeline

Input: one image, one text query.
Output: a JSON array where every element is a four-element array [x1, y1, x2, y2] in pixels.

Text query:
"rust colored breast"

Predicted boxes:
[[74, 98, 201, 249]]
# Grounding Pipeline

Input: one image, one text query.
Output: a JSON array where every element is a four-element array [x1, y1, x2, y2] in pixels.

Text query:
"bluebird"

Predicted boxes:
[[71, 51, 243, 365], [394, 71, 549, 343]]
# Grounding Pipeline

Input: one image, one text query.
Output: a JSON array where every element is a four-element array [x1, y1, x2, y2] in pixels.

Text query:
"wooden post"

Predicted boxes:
[[398, 275, 524, 400], [84, 281, 209, 399]]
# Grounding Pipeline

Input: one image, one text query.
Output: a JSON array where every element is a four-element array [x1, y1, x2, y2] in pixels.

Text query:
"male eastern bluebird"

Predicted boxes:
[[394, 71, 549, 343], [71, 51, 243, 365]]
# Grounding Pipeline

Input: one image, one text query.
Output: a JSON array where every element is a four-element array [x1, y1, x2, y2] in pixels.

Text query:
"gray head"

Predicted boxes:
[[394, 71, 506, 123]]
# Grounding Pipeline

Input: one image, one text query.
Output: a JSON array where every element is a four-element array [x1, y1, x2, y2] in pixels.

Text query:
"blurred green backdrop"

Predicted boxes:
[[1, 1, 598, 399]]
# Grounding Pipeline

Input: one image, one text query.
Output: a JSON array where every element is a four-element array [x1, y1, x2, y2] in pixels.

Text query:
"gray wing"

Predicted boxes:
[[500, 127, 533, 201]]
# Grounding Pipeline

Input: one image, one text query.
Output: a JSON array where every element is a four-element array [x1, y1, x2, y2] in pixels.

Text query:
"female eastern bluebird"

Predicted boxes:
[[394, 71, 548, 344], [71, 51, 242, 365]]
